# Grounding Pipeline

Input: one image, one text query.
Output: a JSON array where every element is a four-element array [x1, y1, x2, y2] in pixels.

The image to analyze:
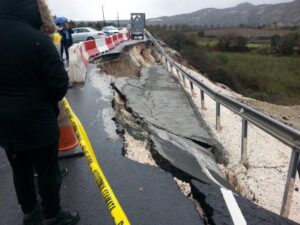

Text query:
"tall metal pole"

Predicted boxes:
[[117, 12, 120, 28], [102, 5, 106, 26]]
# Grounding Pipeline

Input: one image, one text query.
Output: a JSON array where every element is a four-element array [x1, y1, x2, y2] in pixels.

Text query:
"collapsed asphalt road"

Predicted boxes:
[[114, 64, 228, 184]]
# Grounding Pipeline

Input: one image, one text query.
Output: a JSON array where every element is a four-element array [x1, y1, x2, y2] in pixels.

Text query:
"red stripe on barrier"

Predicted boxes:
[[118, 33, 124, 42], [84, 40, 100, 57], [105, 37, 114, 49], [112, 34, 119, 46]]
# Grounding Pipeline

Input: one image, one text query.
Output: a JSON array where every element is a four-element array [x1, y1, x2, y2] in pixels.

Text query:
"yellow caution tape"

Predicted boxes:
[[62, 98, 131, 225]]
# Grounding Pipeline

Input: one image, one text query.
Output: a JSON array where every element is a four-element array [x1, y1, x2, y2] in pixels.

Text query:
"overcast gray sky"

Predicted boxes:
[[47, 0, 293, 21]]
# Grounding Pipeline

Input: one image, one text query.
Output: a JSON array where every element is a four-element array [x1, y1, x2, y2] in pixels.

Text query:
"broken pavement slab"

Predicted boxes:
[[191, 180, 299, 225], [149, 124, 223, 183], [114, 64, 228, 184]]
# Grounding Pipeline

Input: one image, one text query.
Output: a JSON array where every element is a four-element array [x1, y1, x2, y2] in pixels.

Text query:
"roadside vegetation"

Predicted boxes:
[[147, 26, 300, 105]]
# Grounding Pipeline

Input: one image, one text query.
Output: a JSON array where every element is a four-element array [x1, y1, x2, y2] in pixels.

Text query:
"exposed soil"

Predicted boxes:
[[164, 46, 194, 70], [96, 43, 156, 78]]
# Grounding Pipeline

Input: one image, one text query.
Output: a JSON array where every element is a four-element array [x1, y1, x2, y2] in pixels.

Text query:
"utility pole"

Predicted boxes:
[[117, 12, 120, 28], [102, 5, 106, 27]]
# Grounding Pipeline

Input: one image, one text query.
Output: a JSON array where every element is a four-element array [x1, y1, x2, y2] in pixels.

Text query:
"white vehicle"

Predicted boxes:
[[72, 27, 104, 42], [102, 26, 119, 35]]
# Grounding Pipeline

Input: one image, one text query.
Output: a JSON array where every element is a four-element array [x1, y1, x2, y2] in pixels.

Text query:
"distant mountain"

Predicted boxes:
[[147, 0, 300, 27]]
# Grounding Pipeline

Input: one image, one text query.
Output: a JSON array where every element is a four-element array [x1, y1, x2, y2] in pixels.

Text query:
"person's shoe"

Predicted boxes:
[[44, 210, 80, 225], [60, 168, 68, 178], [22, 206, 43, 225]]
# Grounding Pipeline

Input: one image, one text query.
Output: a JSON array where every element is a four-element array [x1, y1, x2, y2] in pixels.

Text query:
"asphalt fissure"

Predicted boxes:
[[112, 87, 212, 222]]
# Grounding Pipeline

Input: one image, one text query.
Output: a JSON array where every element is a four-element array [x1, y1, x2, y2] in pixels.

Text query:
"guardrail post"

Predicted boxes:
[[216, 102, 221, 131], [182, 75, 187, 88], [161, 56, 165, 64], [165, 60, 168, 69], [280, 149, 299, 218], [174, 69, 179, 78], [200, 90, 206, 110], [177, 71, 182, 82], [172, 68, 176, 76], [241, 119, 248, 165], [167, 61, 172, 73], [190, 81, 195, 97], [160, 54, 163, 62]]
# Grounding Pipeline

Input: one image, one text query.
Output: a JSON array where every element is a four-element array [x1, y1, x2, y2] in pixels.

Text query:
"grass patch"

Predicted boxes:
[[206, 52, 300, 104], [197, 38, 219, 47], [197, 38, 269, 49], [247, 42, 269, 49]]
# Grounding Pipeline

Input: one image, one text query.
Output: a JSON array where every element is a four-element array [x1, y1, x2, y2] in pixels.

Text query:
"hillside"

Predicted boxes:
[[147, 0, 300, 27]]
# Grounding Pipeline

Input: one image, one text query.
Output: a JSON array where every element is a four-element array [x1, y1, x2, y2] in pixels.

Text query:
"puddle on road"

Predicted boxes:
[[101, 107, 119, 141], [90, 70, 114, 102], [88, 68, 120, 141]]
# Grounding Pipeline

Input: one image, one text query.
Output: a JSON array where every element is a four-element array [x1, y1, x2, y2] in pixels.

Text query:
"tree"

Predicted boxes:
[[68, 20, 76, 29], [271, 34, 281, 48], [77, 22, 87, 27], [198, 31, 204, 37], [279, 33, 299, 55], [235, 36, 248, 49], [95, 22, 103, 30], [217, 34, 248, 51], [217, 35, 234, 51], [168, 24, 174, 31]]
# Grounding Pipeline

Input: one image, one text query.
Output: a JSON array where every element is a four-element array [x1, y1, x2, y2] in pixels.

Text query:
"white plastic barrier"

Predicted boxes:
[[68, 44, 87, 83], [96, 37, 109, 53]]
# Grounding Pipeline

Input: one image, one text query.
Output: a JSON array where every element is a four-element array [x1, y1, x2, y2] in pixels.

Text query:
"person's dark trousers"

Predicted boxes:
[[4, 142, 62, 219], [60, 40, 72, 61], [298, 159, 300, 178]]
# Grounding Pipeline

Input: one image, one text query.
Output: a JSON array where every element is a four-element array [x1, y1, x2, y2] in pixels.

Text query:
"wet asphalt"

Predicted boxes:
[[0, 63, 203, 225]]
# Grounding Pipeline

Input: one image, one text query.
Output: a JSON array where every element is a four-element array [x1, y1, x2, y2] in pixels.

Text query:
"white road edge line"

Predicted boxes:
[[221, 188, 247, 225]]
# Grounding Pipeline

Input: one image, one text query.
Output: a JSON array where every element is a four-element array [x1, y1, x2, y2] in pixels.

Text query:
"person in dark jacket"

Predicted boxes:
[[59, 23, 73, 62], [0, 0, 79, 225]]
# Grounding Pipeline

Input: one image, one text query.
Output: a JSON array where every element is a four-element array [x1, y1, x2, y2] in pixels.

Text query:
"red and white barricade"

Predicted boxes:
[[68, 30, 130, 83]]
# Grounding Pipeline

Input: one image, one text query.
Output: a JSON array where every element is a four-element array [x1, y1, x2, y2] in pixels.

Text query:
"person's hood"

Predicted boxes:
[[37, 0, 57, 34], [0, 0, 43, 29]]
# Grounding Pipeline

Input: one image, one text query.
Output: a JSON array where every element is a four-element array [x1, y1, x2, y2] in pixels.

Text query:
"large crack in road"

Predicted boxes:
[[114, 64, 228, 184], [94, 41, 299, 225]]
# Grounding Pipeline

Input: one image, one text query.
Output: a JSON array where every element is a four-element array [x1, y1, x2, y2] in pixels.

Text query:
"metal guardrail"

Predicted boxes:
[[145, 30, 300, 218]]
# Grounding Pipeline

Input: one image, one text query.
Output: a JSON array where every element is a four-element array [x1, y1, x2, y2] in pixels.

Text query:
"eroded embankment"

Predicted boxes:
[[96, 41, 300, 223], [96, 43, 232, 223], [96, 43, 158, 78], [160, 46, 300, 222]]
